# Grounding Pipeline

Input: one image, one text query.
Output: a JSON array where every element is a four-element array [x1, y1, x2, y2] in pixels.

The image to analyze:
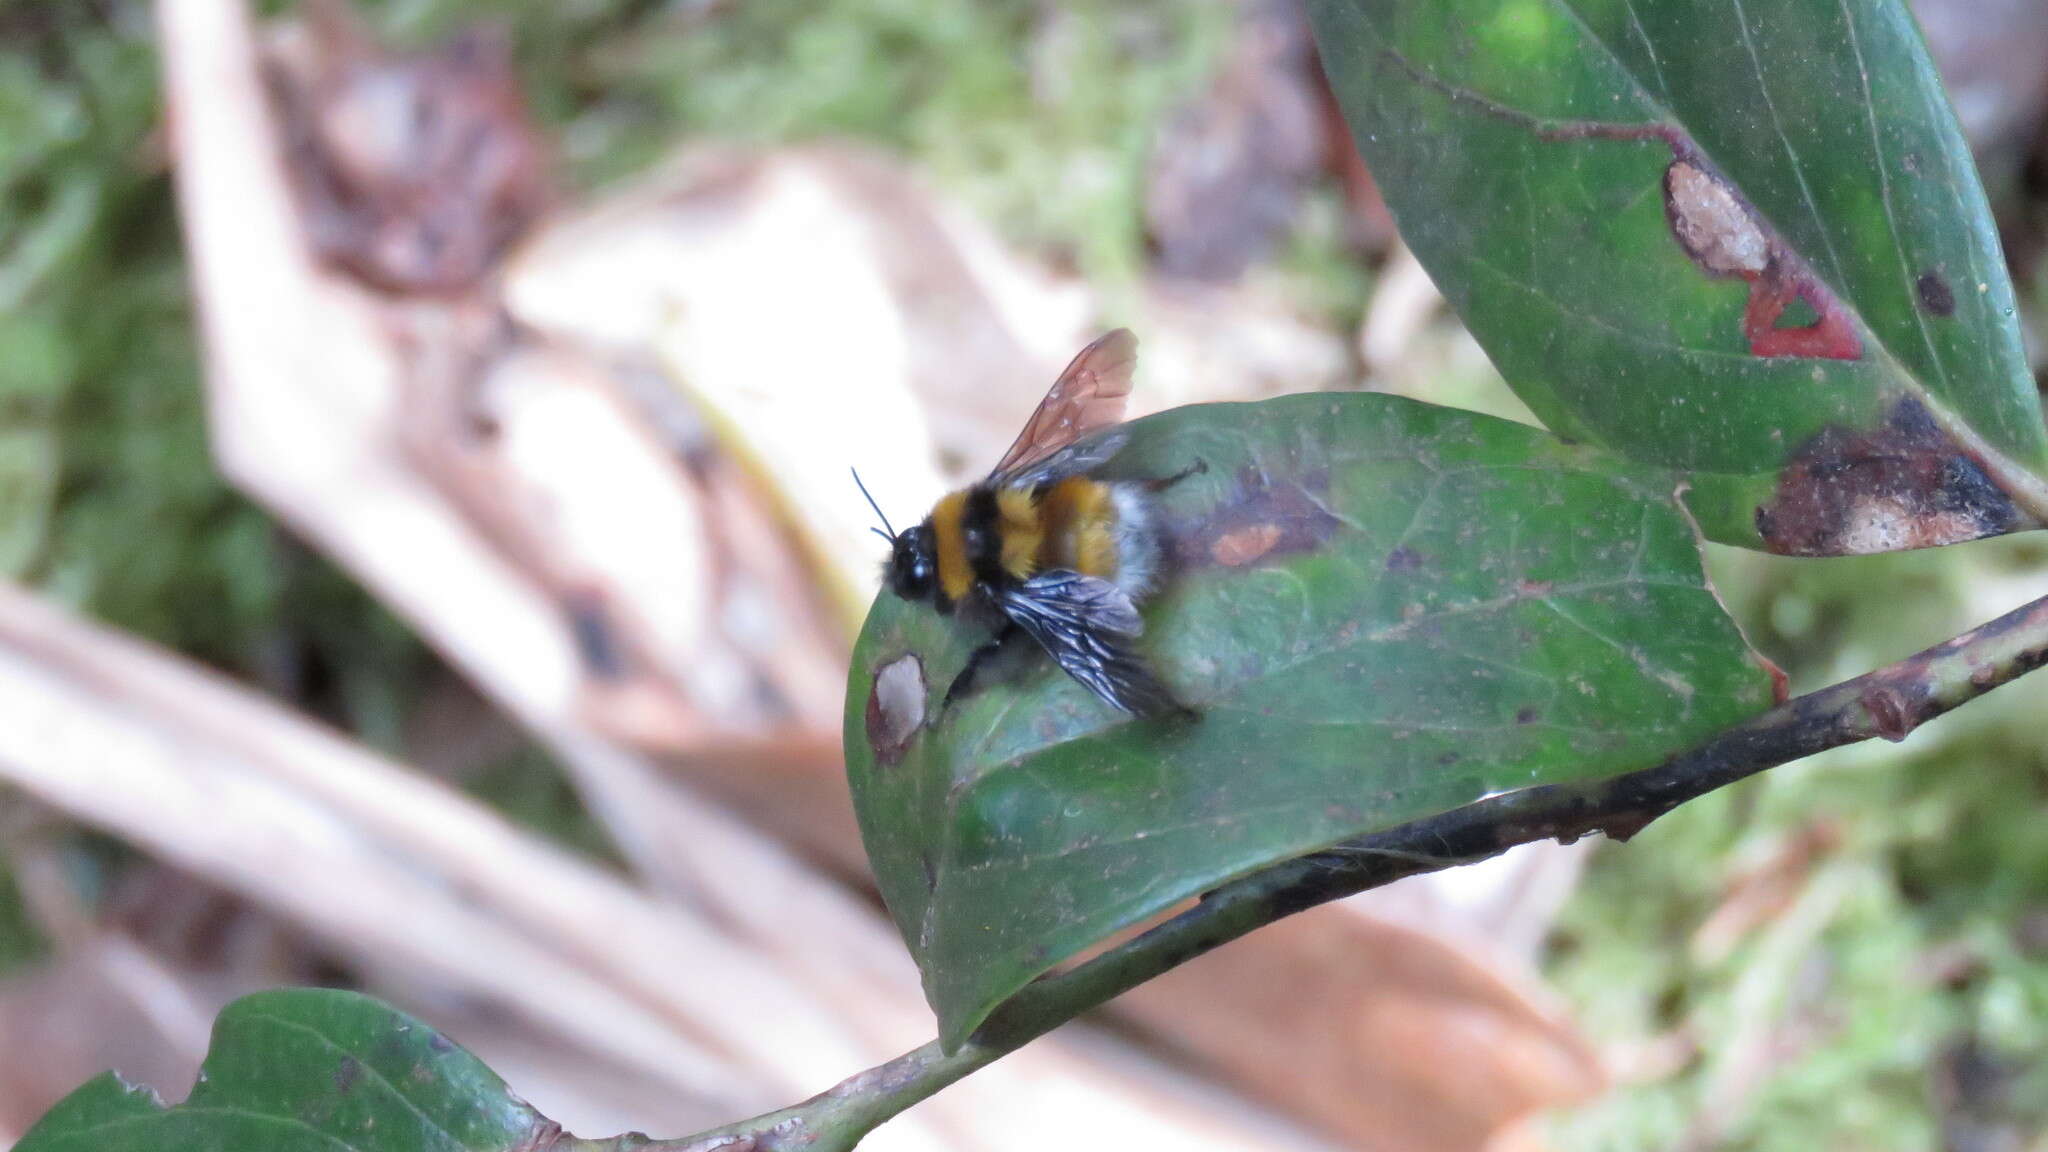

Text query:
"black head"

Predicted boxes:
[[886, 524, 938, 601], [853, 467, 937, 603]]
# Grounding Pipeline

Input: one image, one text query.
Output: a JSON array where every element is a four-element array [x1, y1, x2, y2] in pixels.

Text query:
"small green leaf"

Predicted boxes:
[[16, 989, 558, 1152], [845, 394, 1780, 1049], [1309, 0, 2048, 554]]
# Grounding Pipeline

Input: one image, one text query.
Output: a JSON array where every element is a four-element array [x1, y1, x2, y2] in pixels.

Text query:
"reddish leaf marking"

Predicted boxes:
[[1167, 466, 1342, 570], [1740, 264, 1862, 360], [1210, 523, 1285, 567], [1660, 159, 1861, 361], [1383, 54, 1863, 361]]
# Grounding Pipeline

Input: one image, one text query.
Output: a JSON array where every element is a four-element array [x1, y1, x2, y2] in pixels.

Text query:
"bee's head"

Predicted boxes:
[[854, 467, 935, 603], [885, 524, 937, 601]]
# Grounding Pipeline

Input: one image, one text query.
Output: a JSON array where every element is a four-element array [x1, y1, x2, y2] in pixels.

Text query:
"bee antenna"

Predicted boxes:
[[851, 468, 897, 541]]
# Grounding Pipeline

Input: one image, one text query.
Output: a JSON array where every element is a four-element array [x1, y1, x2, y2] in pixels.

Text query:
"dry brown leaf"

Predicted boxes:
[[504, 145, 1088, 620], [0, 581, 1346, 1151], [1120, 895, 1604, 1152]]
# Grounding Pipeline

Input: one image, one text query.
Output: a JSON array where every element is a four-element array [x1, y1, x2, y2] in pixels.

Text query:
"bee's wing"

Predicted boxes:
[[998, 570, 1185, 717], [987, 329, 1138, 488]]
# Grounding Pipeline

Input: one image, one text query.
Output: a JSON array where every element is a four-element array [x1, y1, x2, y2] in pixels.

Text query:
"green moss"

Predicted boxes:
[[1549, 539, 2048, 1148]]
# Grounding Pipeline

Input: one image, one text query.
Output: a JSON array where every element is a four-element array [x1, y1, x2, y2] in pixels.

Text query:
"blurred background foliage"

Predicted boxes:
[[0, 1, 2043, 1148]]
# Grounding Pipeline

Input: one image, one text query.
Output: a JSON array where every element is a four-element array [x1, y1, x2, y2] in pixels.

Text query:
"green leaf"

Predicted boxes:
[[1308, 0, 2048, 555], [16, 989, 558, 1152], [845, 394, 1780, 1049]]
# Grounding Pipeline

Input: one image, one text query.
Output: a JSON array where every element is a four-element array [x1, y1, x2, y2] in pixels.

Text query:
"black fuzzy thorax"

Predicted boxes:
[[961, 486, 1013, 587]]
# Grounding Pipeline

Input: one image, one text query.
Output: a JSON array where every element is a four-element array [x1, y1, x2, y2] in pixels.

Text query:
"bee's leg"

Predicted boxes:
[[1145, 458, 1208, 493], [941, 623, 1025, 713]]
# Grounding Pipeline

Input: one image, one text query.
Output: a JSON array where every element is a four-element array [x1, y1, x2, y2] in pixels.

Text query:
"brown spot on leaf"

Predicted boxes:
[[1755, 397, 2023, 555], [333, 1055, 361, 1094], [1661, 160, 1861, 360], [1514, 706, 1540, 725], [865, 654, 926, 766], [1210, 523, 1285, 566], [1916, 271, 1956, 316], [1384, 545, 1423, 572], [1665, 161, 1769, 275], [1171, 466, 1343, 569]]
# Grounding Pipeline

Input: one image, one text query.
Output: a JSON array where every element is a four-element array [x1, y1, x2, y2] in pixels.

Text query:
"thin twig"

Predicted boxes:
[[569, 590, 2048, 1152]]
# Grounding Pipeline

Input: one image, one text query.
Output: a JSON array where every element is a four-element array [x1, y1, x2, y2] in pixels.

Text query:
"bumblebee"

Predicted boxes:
[[861, 329, 1186, 717]]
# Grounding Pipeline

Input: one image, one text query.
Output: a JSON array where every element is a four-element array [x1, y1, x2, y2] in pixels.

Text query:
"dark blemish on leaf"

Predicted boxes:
[[1938, 456, 2010, 518], [1515, 706, 1540, 725], [1890, 395, 1942, 440], [1384, 545, 1423, 572], [1755, 396, 2025, 555], [1210, 523, 1285, 567], [333, 1056, 362, 1094], [1915, 271, 1956, 317], [1169, 467, 1342, 570], [428, 1031, 455, 1053], [865, 654, 926, 766], [1436, 751, 1461, 766]]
